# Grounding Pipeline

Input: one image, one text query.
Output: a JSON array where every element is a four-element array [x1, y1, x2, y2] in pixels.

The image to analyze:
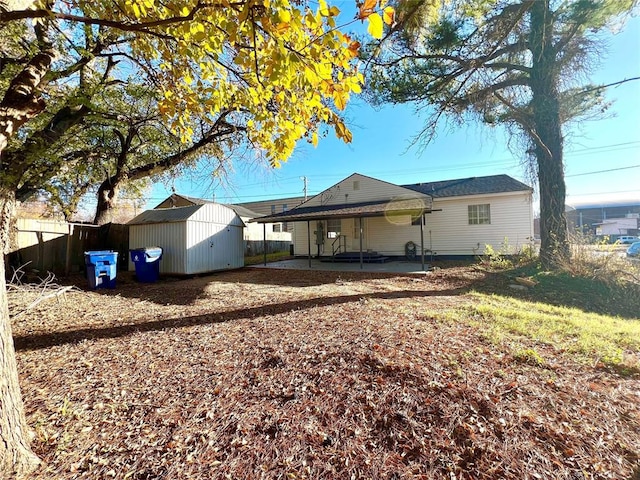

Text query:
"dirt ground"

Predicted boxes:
[[10, 265, 640, 479]]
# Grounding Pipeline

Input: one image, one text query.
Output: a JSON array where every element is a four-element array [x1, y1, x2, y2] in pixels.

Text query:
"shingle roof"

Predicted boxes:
[[251, 198, 433, 223], [128, 205, 204, 225], [224, 204, 261, 219], [402, 174, 532, 198]]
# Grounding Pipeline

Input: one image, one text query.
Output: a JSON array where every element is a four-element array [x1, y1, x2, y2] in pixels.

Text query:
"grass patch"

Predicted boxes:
[[244, 250, 292, 265], [494, 261, 640, 319], [444, 292, 640, 369], [513, 347, 546, 367]]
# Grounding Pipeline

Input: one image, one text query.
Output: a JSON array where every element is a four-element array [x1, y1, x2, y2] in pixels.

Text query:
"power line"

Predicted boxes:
[[566, 164, 640, 177], [207, 140, 640, 190], [567, 189, 640, 197]]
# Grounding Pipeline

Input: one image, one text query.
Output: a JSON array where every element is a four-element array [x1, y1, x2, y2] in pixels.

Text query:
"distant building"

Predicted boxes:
[[235, 196, 306, 234], [566, 200, 640, 238]]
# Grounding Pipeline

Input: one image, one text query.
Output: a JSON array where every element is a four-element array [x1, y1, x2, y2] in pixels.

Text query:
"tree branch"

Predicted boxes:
[[571, 77, 640, 97]]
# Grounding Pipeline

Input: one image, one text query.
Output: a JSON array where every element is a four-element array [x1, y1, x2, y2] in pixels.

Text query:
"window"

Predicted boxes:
[[327, 218, 341, 238], [468, 204, 491, 225], [272, 224, 281, 233], [282, 204, 288, 212], [353, 181, 360, 191], [271, 205, 276, 214]]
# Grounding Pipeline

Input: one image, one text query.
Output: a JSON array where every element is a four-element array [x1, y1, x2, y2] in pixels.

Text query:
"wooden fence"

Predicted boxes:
[[8, 219, 129, 275]]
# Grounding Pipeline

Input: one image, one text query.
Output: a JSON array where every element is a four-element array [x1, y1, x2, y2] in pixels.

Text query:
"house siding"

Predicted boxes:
[[426, 193, 533, 256], [243, 220, 291, 242], [292, 192, 533, 257]]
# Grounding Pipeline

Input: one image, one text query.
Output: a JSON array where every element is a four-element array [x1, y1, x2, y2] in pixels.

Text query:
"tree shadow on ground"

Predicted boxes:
[[58, 261, 482, 307], [14, 286, 469, 352]]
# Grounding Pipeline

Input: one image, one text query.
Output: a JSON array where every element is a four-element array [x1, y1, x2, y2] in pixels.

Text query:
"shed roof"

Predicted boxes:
[[128, 205, 204, 225], [402, 174, 532, 198], [155, 193, 262, 219]]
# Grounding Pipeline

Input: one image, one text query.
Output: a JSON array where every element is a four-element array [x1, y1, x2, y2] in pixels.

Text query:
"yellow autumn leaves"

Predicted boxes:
[[89, 0, 393, 165]]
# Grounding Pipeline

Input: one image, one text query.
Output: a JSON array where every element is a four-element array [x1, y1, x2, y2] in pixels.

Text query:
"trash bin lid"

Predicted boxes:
[[130, 247, 162, 262]]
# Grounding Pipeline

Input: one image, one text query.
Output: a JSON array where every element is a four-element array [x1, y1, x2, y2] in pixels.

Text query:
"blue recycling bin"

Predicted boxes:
[[84, 250, 118, 289], [130, 247, 163, 283]]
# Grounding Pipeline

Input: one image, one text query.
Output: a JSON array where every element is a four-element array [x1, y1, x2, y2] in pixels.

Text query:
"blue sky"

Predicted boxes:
[[151, 9, 640, 211]]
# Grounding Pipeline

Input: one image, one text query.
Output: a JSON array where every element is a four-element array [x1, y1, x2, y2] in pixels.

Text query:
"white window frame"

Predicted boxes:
[[468, 204, 491, 225], [327, 218, 341, 239]]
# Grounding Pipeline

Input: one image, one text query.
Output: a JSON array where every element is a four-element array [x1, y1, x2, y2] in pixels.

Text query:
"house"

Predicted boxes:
[[251, 173, 534, 263], [128, 203, 245, 275], [593, 216, 639, 237], [235, 195, 306, 234]]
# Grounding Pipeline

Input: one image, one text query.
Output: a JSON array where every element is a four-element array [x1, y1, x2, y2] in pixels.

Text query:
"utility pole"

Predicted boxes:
[[301, 176, 308, 202]]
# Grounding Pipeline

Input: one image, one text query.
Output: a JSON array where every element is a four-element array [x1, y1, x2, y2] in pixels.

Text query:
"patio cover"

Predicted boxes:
[[249, 197, 433, 223], [250, 197, 438, 271]]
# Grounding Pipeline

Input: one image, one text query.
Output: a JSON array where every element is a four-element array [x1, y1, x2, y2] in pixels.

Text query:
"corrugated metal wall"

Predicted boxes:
[[185, 220, 244, 274], [191, 203, 245, 227], [129, 222, 187, 274]]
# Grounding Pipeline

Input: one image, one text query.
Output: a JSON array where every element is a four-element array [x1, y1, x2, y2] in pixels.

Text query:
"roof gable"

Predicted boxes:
[[402, 174, 531, 198], [302, 173, 429, 208], [154, 193, 213, 209]]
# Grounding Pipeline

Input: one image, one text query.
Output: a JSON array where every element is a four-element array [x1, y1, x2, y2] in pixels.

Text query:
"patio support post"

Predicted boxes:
[[359, 217, 363, 270], [307, 220, 311, 268], [420, 215, 425, 271], [263, 223, 267, 266]]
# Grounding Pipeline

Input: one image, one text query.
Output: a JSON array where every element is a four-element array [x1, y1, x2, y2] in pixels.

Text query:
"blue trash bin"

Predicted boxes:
[[84, 250, 118, 289], [130, 247, 163, 283]]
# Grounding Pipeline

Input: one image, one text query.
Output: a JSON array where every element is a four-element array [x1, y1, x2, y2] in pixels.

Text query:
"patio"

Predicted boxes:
[[248, 257, 434, 274]]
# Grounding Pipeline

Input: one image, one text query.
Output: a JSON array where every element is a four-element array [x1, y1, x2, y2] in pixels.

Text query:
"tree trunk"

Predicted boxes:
[[0, 188, 40, 479], [529, 0, 570, 269], [94, 180, 122, 226]]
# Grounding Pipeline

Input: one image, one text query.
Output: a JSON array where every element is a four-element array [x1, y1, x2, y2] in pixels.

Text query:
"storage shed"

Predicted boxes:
[[128, 204, 245, 275]]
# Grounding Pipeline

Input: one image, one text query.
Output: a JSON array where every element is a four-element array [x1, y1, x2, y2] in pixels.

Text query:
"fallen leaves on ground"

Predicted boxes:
[[12, 266, 639, 479]]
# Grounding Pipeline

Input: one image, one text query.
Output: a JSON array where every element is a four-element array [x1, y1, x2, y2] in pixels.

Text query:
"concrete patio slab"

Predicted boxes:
[[248, 258, 433, 274]]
